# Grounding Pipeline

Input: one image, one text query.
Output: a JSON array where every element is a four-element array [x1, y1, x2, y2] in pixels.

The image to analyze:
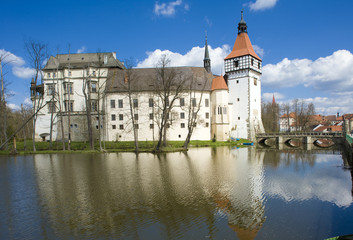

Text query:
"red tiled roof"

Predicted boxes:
[[225, 32, 261, 61], [280, 112, 296, 118], [211, 76, 228, 91], [314, 125, 342, 132]]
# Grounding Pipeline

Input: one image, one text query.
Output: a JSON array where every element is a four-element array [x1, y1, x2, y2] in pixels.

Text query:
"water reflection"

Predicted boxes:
[[1, 147, 352, 239], [30, 148, 267, 239]]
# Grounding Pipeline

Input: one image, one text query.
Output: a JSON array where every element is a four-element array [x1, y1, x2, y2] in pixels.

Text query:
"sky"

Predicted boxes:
[[1, 0, 353, 116]]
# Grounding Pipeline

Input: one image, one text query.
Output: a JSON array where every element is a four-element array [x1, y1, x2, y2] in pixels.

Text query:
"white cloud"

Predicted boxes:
[[1, 49, 37, 79], [136, 44, 231, 75], [12, 66, 36, 79], [262, 92, 285, 101], [7, 103, 20, 111], [0, 49, 25, 66], [154, 0, 188, 17], [262, 50, 353, 94], [249, 0, 278, 11], [24, 97, 32, 105], [253, 44, 264, 58], [77, 46, 87, 54]]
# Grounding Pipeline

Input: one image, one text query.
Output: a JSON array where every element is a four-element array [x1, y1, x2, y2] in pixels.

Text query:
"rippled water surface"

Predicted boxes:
[[1, 147, 353, 239]]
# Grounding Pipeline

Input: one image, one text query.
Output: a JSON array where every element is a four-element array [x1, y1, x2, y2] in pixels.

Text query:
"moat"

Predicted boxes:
[[1, 146, 353, 239]]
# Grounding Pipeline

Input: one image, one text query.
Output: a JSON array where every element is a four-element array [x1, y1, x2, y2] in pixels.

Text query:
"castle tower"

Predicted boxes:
[[204, 33, 211, 73], [224, 11, 264, 140]]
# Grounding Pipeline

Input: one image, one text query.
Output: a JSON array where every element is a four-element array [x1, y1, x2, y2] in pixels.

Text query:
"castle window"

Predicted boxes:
[[206, 112, 209, 119], [237, 98, 240, 101], [218, 106, 222, 115], [234, 60, 239, 68], [119, 114, 123, 121], [181, 123, 185, 128], [192, 98, 196, 107], [236, 80, 239, 84], [111, 99, 115, 108], [63, 82, 73, 94], [111, 114, 116, 121], [258, 62, 261, 69], [180, 98, 185, 106], [150, 124, 154, 129], [48, 101, 56, 113], [134, 114, 139, 121], [112, 125, 116, 129], [64, 101, 74, 112], [118, 99, 123, 108], [48, 73, 51, 78], [47, 84, 55, 95], [206, 122, 209, 127], [251, 58, 254, 66], [180, 112, 185, 119], [91, 82, 97, 93], [149, 98, 154, 107], [119, 124, 124, 130], [149, 113, 154, 120], [254, 78, 257, 86], [135, 124, 139, 129], [91, 101, 97, 111], [238, 117, 240, 120], [205, 99, 209, 107], [133, 99, 138, 108]]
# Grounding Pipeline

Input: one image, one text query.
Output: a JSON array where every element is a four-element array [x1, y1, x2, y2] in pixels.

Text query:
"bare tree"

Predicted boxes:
[[0, 52, 9, 149], [82, 66, 94, 150], [123, 58, 139, 152], [25, 39, 48, 152], [281, 103, 291, 132], [154, 55, 186, 151], [183, 72, 209, 149], [261, 100, 280, 132]]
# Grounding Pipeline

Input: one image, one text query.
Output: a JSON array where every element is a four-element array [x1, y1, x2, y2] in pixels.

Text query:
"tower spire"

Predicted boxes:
[[238, 10, 247, 34], [204, 31, 211, 73]]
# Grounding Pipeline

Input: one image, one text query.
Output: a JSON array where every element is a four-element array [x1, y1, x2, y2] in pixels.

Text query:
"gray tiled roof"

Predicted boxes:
[[106, 67, 213, 93], [43, 52, 125, 70]]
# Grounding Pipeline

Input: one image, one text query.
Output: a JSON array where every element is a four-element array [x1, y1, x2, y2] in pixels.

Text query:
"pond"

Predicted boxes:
[[0, 147, 352, 239]]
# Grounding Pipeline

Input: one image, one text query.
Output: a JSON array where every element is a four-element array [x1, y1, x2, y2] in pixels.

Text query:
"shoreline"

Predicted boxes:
[[0, 139, 252, 156]]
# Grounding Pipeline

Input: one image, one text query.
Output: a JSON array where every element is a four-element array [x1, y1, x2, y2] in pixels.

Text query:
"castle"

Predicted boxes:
[[31, 12, 264, 142]]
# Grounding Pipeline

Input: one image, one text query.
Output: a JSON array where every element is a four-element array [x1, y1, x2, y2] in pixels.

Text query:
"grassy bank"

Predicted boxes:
[[0, 139, 252, 155]]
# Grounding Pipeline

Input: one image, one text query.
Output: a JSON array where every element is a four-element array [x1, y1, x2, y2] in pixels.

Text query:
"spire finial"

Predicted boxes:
[[238, 10, 247, 34], [204, 32, 211, 73]]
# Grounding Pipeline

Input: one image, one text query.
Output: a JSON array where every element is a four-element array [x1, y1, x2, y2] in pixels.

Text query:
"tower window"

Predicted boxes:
[[254, 78, 257, 86], [236, 80, 239, 84], [251, 59, 254, 66], [258, 62, 261, 69], [234, 60, 239, 68]]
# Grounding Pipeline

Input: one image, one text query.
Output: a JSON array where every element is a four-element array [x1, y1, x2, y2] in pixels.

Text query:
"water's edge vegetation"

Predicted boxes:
[[0, 139, 252, 155]]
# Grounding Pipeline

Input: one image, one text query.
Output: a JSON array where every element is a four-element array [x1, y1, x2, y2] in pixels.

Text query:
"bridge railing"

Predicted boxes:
[[256, 132, 343, 137]]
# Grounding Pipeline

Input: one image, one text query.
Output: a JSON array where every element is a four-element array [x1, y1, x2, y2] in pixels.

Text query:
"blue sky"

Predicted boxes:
[[1, 0, 353, 115]]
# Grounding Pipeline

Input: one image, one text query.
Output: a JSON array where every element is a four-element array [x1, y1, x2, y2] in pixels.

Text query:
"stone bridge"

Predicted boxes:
[[256, 132, 343, 145]]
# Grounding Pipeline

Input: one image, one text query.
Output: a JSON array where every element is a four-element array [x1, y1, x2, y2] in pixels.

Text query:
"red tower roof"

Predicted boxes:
[[225, 32, 261, 61]]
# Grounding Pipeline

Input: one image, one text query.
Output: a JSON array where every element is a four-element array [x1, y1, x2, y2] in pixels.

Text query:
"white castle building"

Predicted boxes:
[[31, 12, 264, 142]]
